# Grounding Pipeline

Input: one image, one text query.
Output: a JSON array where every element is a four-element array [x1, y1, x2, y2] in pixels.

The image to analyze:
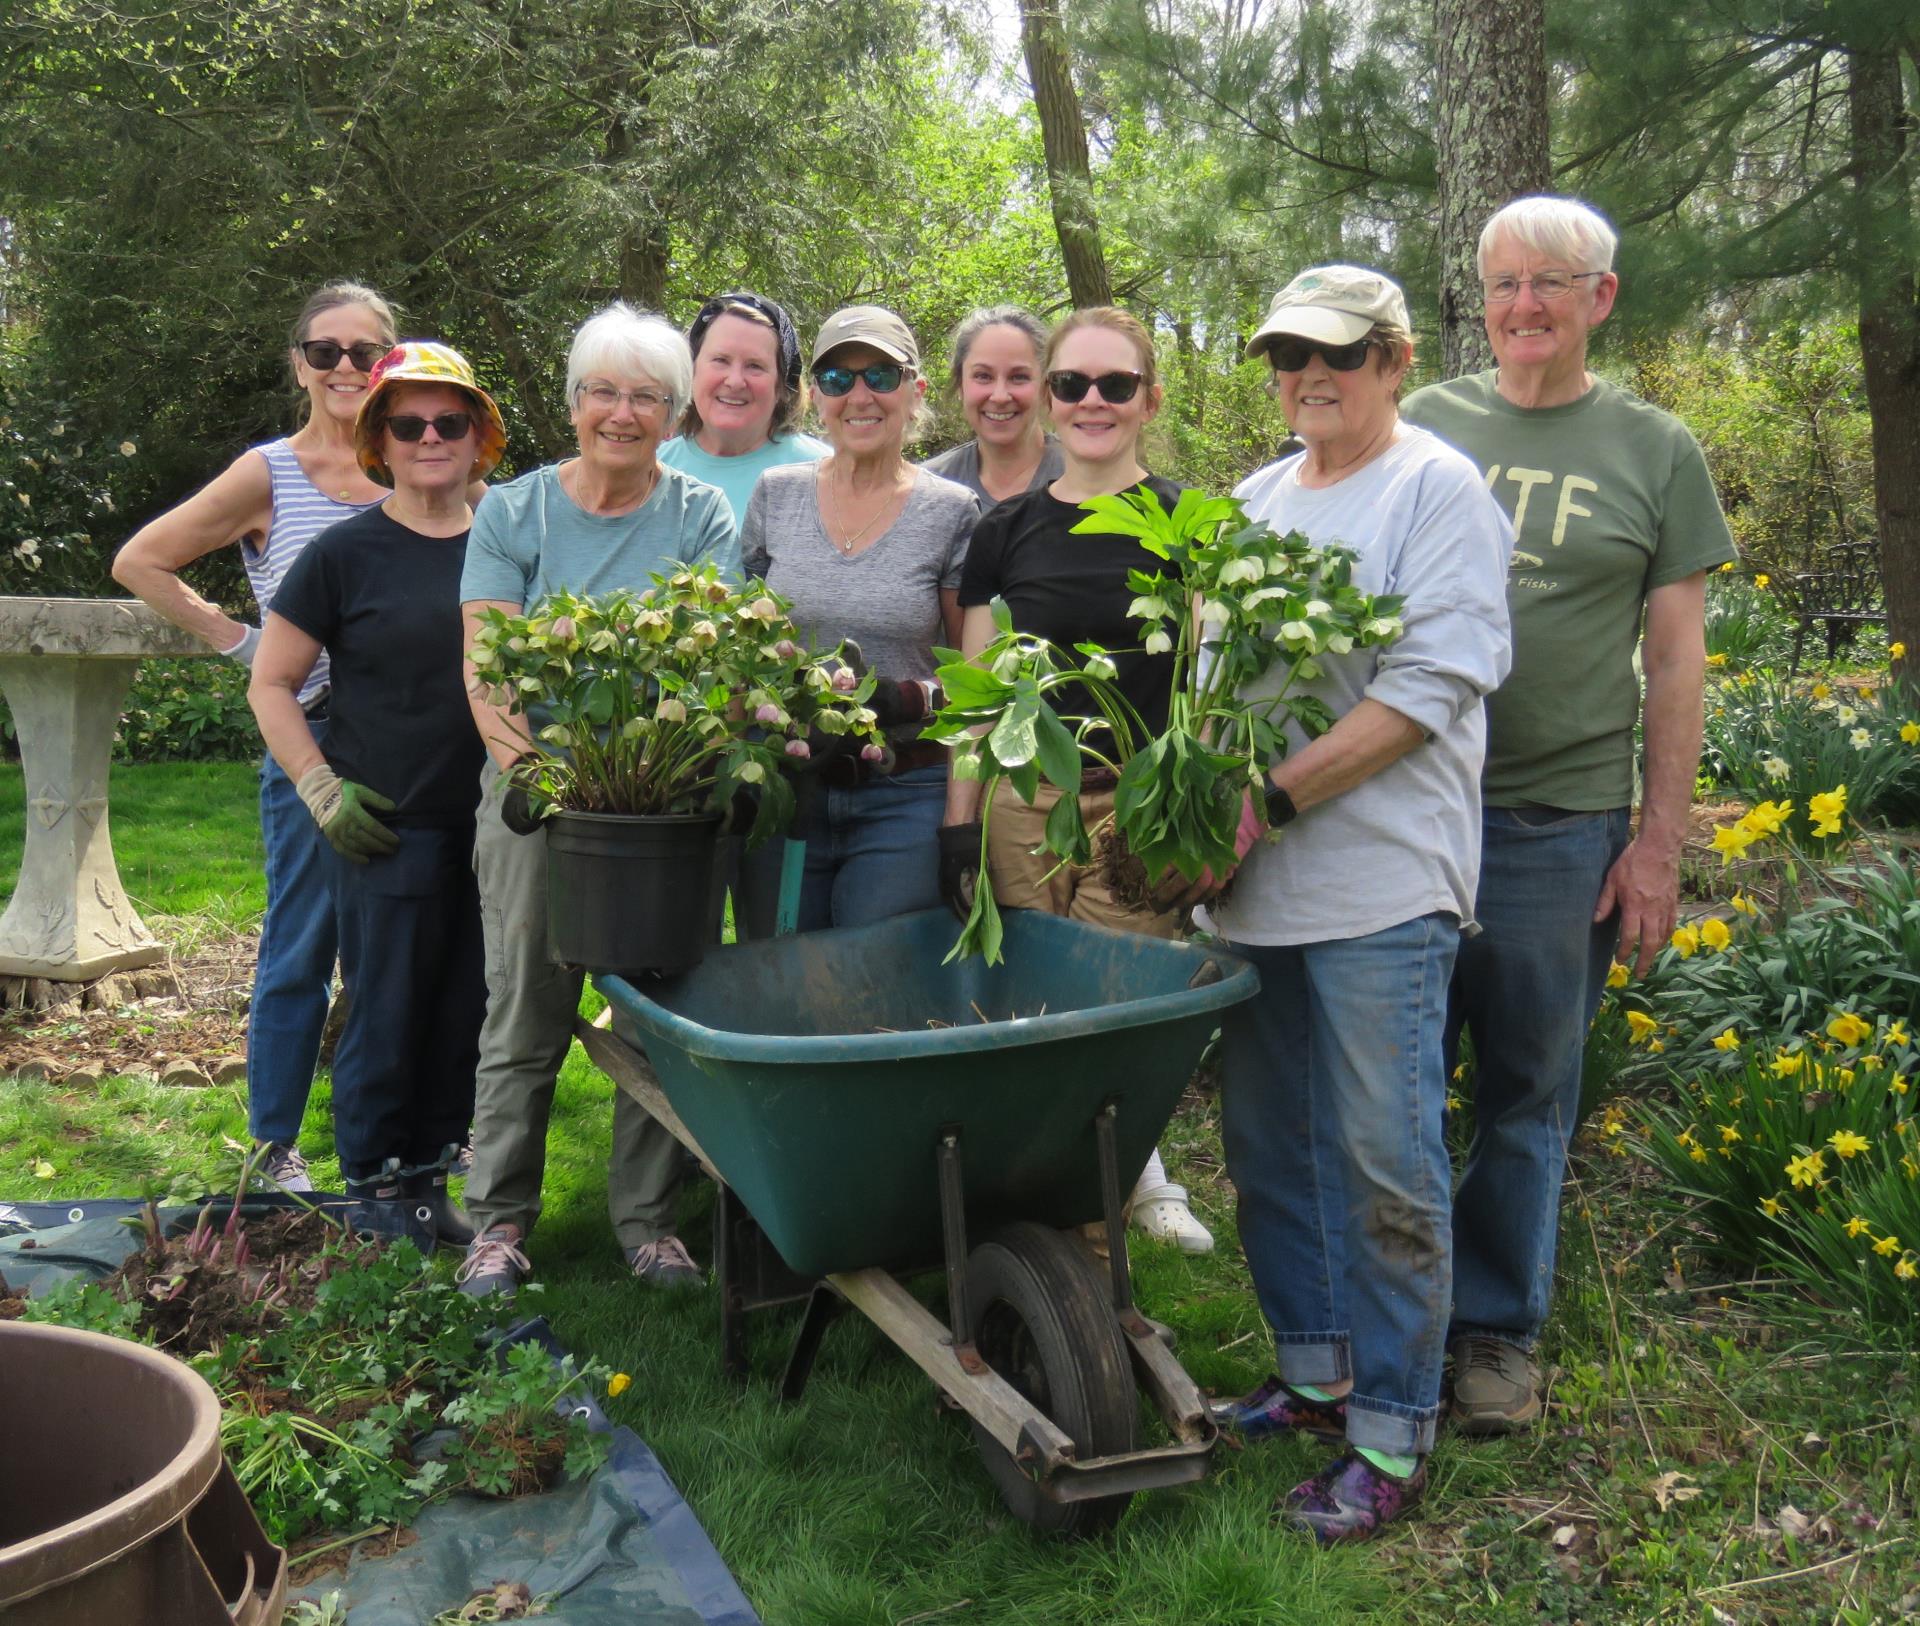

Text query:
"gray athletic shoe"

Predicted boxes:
[[625, 1236, 703, 1289], [256, 1141, 312, 1193], [1449, 1335, 1543, 1433], [456, 1223, 531, 1299]]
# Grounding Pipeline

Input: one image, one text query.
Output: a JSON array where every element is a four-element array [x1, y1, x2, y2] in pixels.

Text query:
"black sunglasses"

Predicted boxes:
[[1046, 369, 1143, 405], [300, 339, 391, 373], [1266, 338, 1375, 373], [385, 411, 473, 443], [814, 363, 908, 397]]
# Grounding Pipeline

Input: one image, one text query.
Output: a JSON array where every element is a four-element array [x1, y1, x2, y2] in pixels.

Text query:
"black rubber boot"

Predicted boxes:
[[401, 1151, 475, 1248], [343, 1166, 405, 1204]]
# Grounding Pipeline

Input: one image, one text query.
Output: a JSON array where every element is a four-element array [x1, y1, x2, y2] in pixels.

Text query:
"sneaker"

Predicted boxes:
[[625, 1236, 703, 1289], [1129, 1183, 1215, 1254], [1448, 1335, 1542, 1434], [457, 1223, 530, 1299], [1211, 1374, 1348, 1442], [256, 1141, 312, 1194], [1276, 1451, 1427, 1544]]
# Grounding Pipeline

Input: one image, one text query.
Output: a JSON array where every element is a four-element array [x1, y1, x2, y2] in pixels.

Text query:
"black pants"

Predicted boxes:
[[321, 821, 485, 1180]]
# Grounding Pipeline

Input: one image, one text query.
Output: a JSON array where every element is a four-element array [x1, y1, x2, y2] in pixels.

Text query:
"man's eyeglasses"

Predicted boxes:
[[1265, 338, 1375, 373], [385, 412, 473, 443], [578, 382, 673, 414], [1481, 271, 1603, 304], [1045, 369, 1143, 404], [300, 339, 391, 373], [814, 364, 909, 397]]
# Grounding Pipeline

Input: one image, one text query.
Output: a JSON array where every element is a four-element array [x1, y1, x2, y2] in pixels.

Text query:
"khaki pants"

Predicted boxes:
[[463, 765, 683, 1249], [986, 780, 1184, 942]]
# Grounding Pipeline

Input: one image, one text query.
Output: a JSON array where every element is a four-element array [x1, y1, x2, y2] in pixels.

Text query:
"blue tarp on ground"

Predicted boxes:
[[0, 1196, 761, 1626]]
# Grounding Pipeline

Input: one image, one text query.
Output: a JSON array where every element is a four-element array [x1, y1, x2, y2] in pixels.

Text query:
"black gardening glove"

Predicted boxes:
[[498, 751, 548, 837], [938, 821, 984, 923]]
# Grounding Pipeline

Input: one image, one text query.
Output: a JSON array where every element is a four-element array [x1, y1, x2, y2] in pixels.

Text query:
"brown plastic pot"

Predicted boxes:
[[0, 1320, 287, 1624]]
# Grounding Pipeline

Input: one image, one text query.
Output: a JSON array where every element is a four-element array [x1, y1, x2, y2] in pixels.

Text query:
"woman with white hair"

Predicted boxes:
[[456, 302, 735, 1302]]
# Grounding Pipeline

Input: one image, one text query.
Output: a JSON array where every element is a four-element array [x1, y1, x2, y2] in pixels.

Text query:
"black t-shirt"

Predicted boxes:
[[956, 475, 1183, 736], [271, 506, 483, 825]]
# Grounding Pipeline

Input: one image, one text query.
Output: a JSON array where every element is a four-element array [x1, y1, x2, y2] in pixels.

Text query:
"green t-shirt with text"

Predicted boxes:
[[1400, 372, 1736, 809]]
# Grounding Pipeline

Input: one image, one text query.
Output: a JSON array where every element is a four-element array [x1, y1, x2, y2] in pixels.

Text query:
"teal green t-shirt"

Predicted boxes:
[[1400, 372, 1736, 809], [657, 431, 827, 541]]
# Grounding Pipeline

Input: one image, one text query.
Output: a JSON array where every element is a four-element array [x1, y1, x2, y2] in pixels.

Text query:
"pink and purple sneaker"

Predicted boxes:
[[1210, 1374, 1348, 1442], [1275, 1451, 1428, 1544]]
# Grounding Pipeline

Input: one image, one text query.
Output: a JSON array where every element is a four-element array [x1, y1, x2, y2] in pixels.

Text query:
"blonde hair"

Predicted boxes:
[[1042, 306, 1159, 392]]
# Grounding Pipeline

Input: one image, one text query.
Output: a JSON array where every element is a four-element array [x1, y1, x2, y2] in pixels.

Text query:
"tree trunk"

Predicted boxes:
[[1848, 45, 1920, 693], [1432, 0, 1551, 378], [1019, 0, 1112, 309], [607, 107, 670, 310]]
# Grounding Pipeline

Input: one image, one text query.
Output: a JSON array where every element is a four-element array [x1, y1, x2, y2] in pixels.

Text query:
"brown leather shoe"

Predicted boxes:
[[1449, 1335, 1542, 1433]]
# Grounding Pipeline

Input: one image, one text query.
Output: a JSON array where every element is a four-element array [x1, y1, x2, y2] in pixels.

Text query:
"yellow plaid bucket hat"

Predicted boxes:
[[354, 340, 507, 484]]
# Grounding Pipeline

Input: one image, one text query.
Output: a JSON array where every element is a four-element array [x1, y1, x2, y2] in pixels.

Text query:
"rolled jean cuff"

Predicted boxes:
[[1346, 1394, 1438, 1457], [1448, 1321, 1539, 1353], [1274, 1333, 1351, 1388]]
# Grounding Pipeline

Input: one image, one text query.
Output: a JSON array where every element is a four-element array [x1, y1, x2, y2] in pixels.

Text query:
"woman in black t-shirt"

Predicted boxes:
[[249, 343, 503, 1234], [941, 306, 1214, 1255]]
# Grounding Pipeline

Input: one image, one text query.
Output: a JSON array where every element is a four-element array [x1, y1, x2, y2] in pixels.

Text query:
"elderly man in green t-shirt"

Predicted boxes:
[[1401, 196, 1737, 1433]]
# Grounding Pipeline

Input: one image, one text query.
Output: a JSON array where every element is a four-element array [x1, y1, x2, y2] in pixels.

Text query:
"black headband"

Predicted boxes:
[[687, 292, 803, 395]]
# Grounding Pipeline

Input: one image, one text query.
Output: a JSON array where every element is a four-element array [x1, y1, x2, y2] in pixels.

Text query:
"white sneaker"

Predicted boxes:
[[1130, 1183, 1214, 1254]]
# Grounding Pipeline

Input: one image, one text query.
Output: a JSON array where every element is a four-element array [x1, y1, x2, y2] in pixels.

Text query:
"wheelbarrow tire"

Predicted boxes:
[[964, 1221, 1138, 1538]]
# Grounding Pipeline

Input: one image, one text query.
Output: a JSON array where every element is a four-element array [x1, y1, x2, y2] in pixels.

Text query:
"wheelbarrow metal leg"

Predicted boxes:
[[1093, 1101, 1141, 1327], [935, 1127, 986, 1375], [715, 1182, 751, 1383], [779, 1283, 845, 1402]]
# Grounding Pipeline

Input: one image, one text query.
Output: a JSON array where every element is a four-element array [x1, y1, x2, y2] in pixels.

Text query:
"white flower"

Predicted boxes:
[[1362, 616, 1403, 639], [1279, 619, 1315, 646], [1143, 629, 1173, 656], [674, 636, 699, 656], [1762, 755, 1790, 780], [1083, 653, 1118, 682], [119, 440, 137, 456], [1218, 557, 1264, 586], [657, 698, 687, 723], [736, 760, 765, 783], [1127, 594, 1173, 621], [1835, 706, 1858, 726], [1325, 632, 1353, 655], [540, 724, 574, 747], [1199, 599, 1232, 631], [1850, 727, 1872, 750]]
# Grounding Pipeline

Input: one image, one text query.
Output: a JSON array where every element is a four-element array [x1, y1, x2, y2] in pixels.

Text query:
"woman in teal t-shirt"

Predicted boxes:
[[657, 292, 827, 529]]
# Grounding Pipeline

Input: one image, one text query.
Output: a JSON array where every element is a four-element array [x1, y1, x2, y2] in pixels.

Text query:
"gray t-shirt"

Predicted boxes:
[[740, 463, 977, 705], [1199, 427, 1514, 947], [459, 461, 738, 611], [921, 436, 1065, 510]]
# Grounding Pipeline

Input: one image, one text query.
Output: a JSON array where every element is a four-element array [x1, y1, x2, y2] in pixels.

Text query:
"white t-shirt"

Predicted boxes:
[[1199, 426, 1514, 946]]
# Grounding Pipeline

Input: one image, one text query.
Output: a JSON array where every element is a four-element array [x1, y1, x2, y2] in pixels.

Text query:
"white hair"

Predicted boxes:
[[1478, 196, 1619, 276], [565, 302, 692, 413]]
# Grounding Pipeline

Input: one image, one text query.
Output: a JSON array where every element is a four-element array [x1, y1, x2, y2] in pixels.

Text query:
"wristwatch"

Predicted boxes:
[[1263, 776, 1298, 828]]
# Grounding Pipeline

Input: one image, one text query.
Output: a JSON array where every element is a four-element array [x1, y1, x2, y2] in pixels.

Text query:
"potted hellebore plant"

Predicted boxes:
[[468, 564, 885, 972], [921, 488, 1405, 962]]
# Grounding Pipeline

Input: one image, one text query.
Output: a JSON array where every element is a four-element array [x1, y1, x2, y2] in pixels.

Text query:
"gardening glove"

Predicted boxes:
[[496, 751, 547, 837], [938, 821, 983, 923], [220, 623, 261, 666], [863, 675, 939, 729], [296, 764, 400, 863], [1149, 793, 1268, 911]]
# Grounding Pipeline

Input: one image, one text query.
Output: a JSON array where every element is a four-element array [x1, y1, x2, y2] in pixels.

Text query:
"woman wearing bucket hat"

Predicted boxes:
[[247, 340, 503, 1232], [737, 305, 978, 929], [658, 291, 828, 532], [112, 281, 400, 1194], [921, 305, 1064, 509], [1198, 266, 1514, 1541]]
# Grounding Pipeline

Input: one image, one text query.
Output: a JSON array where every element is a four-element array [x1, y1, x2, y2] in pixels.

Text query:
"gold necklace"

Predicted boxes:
[[821, 464, 896, 554]]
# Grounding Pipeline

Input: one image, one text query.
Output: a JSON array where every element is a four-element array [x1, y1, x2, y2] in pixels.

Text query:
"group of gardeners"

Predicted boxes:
[[110, 189, 1734, 1543]]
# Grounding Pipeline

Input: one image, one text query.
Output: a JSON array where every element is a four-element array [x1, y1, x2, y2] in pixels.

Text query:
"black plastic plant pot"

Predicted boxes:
[[545, 809, 726, 976]]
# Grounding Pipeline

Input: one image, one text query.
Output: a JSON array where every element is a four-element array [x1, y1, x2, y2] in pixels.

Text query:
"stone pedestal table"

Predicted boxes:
[[0, 598, 212, 980]]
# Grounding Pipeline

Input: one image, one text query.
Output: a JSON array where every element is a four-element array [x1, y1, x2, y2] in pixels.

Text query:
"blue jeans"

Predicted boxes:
[[742, 764, 947, 934], [1446, 806, 1630, 1349], [247, 736, 339, 1145], [1220, 914, 1459, 1456]]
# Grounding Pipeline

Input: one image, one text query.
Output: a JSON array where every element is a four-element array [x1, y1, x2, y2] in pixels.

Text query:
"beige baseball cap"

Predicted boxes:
[[1245, 265, 1411, 359], [811, 305, 920, 370]]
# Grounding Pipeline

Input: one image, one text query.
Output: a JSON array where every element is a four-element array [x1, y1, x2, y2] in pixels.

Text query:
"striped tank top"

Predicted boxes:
[[245, 439, 380, 702]]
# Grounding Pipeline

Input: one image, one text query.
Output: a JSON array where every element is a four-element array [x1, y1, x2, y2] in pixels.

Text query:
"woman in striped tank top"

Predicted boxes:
[[112, 282, 398, 1192]]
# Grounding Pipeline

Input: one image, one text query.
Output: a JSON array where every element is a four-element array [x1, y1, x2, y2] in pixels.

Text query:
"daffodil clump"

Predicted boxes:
[[468, 567, 885, 840], [923, 488, 1404, 961]]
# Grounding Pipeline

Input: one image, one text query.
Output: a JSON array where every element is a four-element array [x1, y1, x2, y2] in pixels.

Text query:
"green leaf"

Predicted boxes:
[[1043, 787, 1090, 864], [936, 661, 1014, 710], [1007, 757, 1041, 804], [1033, 705, 1084, 792], [989, 595, 1015, 635]]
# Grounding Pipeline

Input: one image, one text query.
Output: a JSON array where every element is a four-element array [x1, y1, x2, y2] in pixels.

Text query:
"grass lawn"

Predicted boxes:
[[4, 765, 1916, 1622]]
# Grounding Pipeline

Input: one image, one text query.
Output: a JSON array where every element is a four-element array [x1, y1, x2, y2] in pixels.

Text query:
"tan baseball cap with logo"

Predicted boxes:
[[811, 306, 920, 370], [1245, 265, 1411, 359]]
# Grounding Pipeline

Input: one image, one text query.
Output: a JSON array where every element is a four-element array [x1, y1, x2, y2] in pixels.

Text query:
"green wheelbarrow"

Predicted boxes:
[[579, 907, 1259, 1537]]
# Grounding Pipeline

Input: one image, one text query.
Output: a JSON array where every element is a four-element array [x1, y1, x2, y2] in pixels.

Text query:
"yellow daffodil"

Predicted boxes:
[[1606, 960, 1629, 989], [1785, 1150, 1827, 1188], [1760, 1196, 1785, 1217], [1719, 1124, 1741, 1144], [1903, 721, 1920, 747], [1700, 918, 1732, 952], [1712, 1027, 1741, 1051], [1828, 1129, 1871, 1159], [1689, 1142, 1708, 1162], [1897, 1257, 1918, 1281], [1771, 1049, 1806, 1077], [1670, 924, 1700, 958], [1844, 1216, 1872, 1239], [1812, 681, 1831, 700], [1887, 1021, 1910, 1047], [608, 1372, 633, 1398], [1809, 784, 1848, 839], [1706, 652, 1728, 667], [1730, 891, 1758, 916], [1446, 1092, 1463, 1113], [1747, 799, 1793, 834], [1873, 1234, 1901, 1256], [1649, 1038, 1666, 1053], [1826, 1011, 1873, 1047], [1626, 1010, 1660, 1043], [1892, 641, 1907, 660], [1718, 561, 1734, 573], [1712, 823, 1758, 864], [1756, 573, 1771, 588], [1894, 1075, 1911, 1096]]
